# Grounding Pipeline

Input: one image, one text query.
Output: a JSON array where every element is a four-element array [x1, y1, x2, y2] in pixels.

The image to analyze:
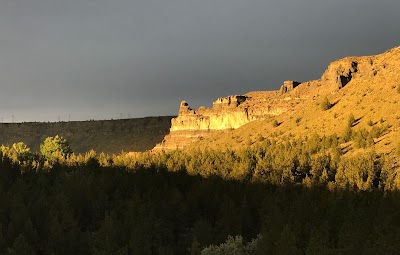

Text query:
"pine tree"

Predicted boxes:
[[275, 225, 299, 255], [306, 223, 330, 255]]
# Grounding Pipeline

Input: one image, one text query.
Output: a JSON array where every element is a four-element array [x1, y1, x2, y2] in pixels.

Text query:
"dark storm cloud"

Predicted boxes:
[[0, 0, 398, 121]]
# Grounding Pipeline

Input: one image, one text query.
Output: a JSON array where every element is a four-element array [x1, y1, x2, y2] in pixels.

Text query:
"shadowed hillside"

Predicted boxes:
[[0, 116, 174, 154]]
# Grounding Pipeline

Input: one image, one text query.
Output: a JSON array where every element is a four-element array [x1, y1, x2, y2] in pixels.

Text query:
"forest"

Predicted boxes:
[[0, 134, 400, 254]]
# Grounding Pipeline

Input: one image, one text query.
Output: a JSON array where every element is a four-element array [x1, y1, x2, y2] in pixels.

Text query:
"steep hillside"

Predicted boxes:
[[0, 116, 173, 154], [155, 46, 400, 156]]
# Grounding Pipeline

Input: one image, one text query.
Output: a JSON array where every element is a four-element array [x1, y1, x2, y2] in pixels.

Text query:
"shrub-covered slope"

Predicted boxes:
[[190, 46, 400, 157], [0, 116, 173, 154]]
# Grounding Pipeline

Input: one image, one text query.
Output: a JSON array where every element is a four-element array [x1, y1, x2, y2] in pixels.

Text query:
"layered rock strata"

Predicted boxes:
[[154, 46, 400, 151], [154, 92, 301, 150]]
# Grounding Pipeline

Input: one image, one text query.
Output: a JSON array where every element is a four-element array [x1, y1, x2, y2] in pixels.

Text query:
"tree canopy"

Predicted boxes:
[[40, 135, 72, 162]]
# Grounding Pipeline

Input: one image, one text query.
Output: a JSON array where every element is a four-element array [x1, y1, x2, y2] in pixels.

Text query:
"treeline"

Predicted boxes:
[[1, 159, 400, 254], [81, 118, 398, 192], [1, 134, 400, 254], [2, 132, 400, 191]]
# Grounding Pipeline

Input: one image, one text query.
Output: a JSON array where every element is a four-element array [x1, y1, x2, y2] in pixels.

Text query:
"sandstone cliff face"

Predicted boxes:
[[154, 46, 400, 151], [154, 92, 301, 150], [171, 97, 250, 131], [154, 96, 251, 150]]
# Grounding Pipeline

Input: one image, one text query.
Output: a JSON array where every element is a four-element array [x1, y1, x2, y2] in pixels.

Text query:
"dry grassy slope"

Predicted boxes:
[[191, 46, 400, 156], [0, 116, 174, 154]]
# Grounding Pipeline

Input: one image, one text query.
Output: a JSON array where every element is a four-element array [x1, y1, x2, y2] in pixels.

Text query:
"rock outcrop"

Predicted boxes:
[[280, 80, 301, 94], [154, 96, 251, 150], [172, 96, 249, 132], [153, 46, 400, 151], [154, 93, 301, 150], [322, 61, 358, 89], [320, 47, 400, 90]]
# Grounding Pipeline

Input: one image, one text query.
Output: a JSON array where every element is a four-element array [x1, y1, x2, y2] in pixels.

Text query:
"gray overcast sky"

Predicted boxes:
[[0, 0, 398, 122]]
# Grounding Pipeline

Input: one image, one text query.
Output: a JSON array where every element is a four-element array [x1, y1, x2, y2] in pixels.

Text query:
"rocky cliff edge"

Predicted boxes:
[[154, 46, 400, 151]]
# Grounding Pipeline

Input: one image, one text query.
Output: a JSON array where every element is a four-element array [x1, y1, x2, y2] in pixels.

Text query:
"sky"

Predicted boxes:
[[0, 0, 399, 122]]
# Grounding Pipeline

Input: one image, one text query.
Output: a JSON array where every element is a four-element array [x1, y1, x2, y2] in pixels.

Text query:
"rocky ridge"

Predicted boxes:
[[154, 89, 304, 150], [154, 46, 400, 151]]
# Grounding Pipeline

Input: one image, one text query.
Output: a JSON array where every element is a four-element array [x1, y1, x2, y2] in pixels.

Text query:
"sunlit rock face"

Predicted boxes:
[[153, 46, 400, 151], [280, 80, 301, 94], [153, 96, 250, 150], [320, 47, 400, 90], [171, 96, 250, 132], [154, 93, 295, 150], [321, 59, 361, 89], [153, 82, 310, 151]]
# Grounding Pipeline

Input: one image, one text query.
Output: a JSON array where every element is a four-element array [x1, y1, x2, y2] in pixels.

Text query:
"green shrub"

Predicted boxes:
[[320, 97, 332, 111], [335, 153, 375, 190], [272, 120, 280, 127], [369, 125, 389, 139], [367, 119, 374, 126], [353, 129, 374, 148], [257, 134, 265, 142], [295, 117, 301, 126], [342, 126, 353, 143], [347, 114, 356, 127]]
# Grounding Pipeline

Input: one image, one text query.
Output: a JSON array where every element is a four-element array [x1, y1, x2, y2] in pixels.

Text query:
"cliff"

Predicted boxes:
[[154, 87, 303, 150], [155, 46, 400, 151]]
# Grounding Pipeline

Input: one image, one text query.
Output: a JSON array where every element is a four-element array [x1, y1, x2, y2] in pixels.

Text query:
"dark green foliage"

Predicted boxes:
[[350, 125, 389, 149], [347, 114, 356, 127], [0, 134, 400, 254], [367, 119, 374, 126], [341, 126, 353, 143], [0, 164, 399, 254], [353, 128, 374, 148], [201, 235, 260, 254], [295, 117, 301, 126], [256, 134, 265, 142], [335, 153, 376, 190], [369, 124, 388, 139], [306, 223, 330, 255], [9, 234, 35, 255], [320, 97, 332, 111], [0, 133, 395, 190], [272, 120, 280, 127], [188, 238, 201, 255], [275, 225, 299, 255]]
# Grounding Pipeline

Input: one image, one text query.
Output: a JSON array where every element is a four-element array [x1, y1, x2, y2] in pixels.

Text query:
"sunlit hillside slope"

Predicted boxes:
[[172, 46, 400, 157]]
